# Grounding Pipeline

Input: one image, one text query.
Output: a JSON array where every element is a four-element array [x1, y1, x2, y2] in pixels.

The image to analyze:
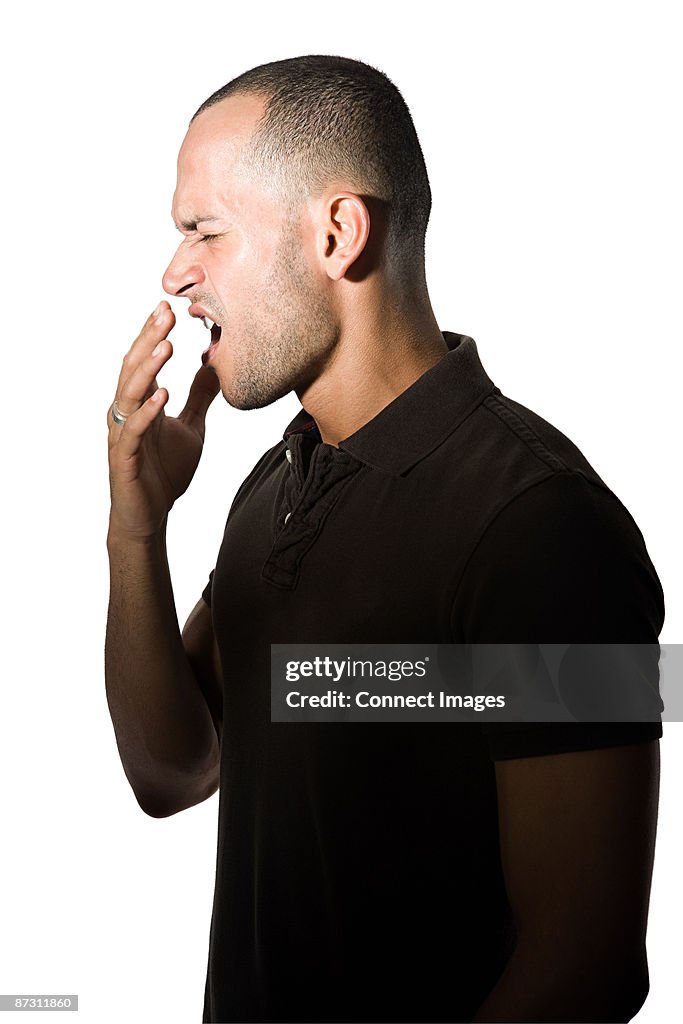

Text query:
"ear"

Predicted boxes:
[[318, 192, 371, 281]]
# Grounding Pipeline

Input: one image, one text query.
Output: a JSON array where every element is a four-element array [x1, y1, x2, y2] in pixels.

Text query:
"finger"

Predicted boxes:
[[177, 365, 221, 437], [117, 339, 174, 416], [114, 388, 168, 461], [115, 302, 176, 400]]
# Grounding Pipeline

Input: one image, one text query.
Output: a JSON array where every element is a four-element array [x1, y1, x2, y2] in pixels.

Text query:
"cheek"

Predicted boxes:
[[213, 233, 275, 300], [242, 216, 283, 279]]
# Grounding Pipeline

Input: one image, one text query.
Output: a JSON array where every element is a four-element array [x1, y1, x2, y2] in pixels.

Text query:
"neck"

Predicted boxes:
[[297, 295, 448, 448]]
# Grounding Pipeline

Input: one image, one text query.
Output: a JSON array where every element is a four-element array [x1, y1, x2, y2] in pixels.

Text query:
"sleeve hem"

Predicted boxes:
[[486, 721, 663, 761]]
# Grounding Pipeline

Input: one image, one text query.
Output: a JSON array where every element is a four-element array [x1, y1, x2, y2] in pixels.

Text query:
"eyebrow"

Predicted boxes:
[[174, 215, 221, 233]]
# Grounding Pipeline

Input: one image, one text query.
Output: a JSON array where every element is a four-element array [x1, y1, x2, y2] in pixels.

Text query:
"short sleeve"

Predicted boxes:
[[201, 568, 215, 608], [451, 471, 665, 760]]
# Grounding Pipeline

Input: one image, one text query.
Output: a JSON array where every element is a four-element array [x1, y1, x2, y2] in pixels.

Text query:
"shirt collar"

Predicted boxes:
[[282, 332, 496, 476]]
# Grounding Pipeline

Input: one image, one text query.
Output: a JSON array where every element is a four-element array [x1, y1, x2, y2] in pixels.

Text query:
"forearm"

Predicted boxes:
[[472, 937, 648, 1023], [105, 521, 219, 814]]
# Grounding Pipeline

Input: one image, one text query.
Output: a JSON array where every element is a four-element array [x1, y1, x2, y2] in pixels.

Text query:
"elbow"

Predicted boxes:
[[133, 763, 220, 818], [133, 783, 186, 818], [584, 956, 650, 1022], [137, 794, 184, 819], [616, 964, 650, 1022], [499, 930, 651, 1022]]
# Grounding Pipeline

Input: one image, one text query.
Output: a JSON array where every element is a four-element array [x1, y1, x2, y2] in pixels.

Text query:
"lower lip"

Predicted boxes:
[[201, 328, 222, 366]]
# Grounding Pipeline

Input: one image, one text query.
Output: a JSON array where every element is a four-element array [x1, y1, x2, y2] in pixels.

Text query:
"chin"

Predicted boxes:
[[213, 348, 301, 410], [224, 376, 295, 411]]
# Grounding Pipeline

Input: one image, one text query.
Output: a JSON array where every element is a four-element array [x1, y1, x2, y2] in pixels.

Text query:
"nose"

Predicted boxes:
[[162, 242, 205, 297]]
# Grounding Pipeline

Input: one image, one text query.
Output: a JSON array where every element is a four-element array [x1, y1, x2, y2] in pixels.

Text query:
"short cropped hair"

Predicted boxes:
[[192, 55, 432, 285]]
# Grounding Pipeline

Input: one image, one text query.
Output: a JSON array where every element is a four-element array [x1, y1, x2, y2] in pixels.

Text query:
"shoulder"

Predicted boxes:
[[430, 385, 616, 547], [451, 469, 664, 642], [477, 390, 606, 480]]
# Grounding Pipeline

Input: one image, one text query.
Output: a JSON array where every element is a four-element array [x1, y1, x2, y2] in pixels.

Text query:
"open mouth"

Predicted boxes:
[[200, 316, 222, 366]]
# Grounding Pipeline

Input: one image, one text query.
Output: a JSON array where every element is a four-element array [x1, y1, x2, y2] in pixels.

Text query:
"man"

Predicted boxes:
[[105, 55, 663, 1023]]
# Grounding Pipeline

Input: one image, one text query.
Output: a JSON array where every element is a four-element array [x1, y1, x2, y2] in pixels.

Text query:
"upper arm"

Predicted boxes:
[[455, 471, 665, 643], [494, 740, 660, 972], [182, 597, 223, 748]]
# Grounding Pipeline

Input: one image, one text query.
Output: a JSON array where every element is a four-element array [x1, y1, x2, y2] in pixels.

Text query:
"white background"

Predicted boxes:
[[0, 1, 680, 1021]]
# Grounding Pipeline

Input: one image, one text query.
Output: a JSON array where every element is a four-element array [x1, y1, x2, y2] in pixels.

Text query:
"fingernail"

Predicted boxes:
[[154, 309, 166, 325], [152, 342, 163, 357], [152, 303, 162, 319]]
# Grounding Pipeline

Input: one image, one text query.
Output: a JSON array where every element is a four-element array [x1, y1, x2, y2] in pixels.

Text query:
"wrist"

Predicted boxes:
[[107, 515, 168, 552]]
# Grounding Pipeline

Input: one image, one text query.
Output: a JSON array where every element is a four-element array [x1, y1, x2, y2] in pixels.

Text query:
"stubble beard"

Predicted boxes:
[[220, 224, 339, 411]]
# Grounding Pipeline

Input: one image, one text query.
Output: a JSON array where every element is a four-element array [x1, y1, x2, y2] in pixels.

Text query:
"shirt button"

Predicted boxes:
[[284, 512, 292, 524], [285, 449, 293, 464]]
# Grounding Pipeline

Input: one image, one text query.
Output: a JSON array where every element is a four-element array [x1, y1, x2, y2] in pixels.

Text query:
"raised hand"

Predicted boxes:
[[107, 301, 221, 541]]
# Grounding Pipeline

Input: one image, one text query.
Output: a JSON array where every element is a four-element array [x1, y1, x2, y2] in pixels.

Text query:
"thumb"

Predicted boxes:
[[178, 364, 221, 436]]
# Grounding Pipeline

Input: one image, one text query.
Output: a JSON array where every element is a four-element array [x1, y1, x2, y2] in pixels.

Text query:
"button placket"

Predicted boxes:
[[276, 436, 303, 533], [263, 448, 361, 589], [278, 435, 321, 531]]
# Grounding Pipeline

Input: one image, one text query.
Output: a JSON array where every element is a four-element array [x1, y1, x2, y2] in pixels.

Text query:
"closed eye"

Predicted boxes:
[[199, 234, 220, 243]]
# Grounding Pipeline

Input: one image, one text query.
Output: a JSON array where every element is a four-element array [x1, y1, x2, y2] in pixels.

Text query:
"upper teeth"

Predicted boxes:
[[201, 316, 212, 329]]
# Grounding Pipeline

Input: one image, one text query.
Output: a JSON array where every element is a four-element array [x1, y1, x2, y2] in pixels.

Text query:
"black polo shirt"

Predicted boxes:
[[200, 331, 663, 1023]]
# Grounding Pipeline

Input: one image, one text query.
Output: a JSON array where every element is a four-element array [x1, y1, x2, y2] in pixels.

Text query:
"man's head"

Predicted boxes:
[[162, 55, 433, 409]]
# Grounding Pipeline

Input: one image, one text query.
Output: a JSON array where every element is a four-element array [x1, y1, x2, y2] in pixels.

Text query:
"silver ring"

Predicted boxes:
[[111, 400, 129, 426]]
